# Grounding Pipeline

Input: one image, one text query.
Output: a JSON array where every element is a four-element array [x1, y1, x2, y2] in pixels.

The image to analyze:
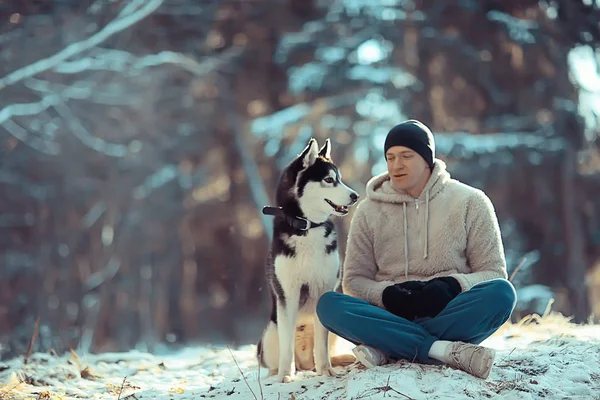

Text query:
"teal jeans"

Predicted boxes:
[[316, 279, 517, 363]]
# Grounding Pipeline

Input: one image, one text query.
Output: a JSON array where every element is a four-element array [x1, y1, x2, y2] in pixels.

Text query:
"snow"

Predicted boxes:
[[568, 45, 600, 140], [356, 39, 390, 65], [1, 313, 598, 400], [316, 47, 347, 64], [340, 0, 418, 21], [486, 11, 538, 44], [251, 104, 311, 139], [434, 132, 566, 156], [347, 65, 416, 86], [288, 63, 328, 94], [356, 91, 406, 121]]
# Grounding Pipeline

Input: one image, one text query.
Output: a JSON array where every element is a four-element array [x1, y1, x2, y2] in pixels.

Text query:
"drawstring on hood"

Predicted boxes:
[[424, 188, 429, 259], [402, 202, 408, 279], [365, 159, 450, 278]]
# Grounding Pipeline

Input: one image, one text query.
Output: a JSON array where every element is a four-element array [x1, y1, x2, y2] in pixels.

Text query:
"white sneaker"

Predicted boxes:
[[352, 345, 387, 368], [445, 341, 496, 379]]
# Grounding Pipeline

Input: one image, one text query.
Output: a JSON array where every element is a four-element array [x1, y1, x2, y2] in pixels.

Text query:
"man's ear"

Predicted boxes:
[[318, 138, 331, 159], [299, 138, 319, 168]]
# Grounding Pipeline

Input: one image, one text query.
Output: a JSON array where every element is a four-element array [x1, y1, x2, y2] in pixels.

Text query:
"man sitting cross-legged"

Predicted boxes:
[[317, 120, 517, 380]]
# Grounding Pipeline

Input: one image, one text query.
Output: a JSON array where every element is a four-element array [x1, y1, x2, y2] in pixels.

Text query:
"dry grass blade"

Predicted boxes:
[[355, 375, 414, 400], [381, 374, 413, 400], [257, 345, 263, 400], [80, 366, 99, 380], [24, 316, 40, 365], [116, 376, 127, 400], [509, 257, 527, 282], [496, 347, 517, 367], [0, 381, 23, 400], [36, 390, 51, 399], [70, 349, 83, 371], [227, 345, 259, 400]]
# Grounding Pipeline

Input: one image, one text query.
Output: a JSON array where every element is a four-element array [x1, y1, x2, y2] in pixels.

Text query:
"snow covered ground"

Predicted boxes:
[[1, 313, 599, 400]]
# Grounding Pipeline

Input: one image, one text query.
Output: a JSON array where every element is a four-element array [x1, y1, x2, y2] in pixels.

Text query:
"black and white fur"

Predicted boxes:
[[257, 138, 359, 383]]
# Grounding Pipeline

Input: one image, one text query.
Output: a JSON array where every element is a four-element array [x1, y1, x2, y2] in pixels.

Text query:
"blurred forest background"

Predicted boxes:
[[1, 0, 600, 360]]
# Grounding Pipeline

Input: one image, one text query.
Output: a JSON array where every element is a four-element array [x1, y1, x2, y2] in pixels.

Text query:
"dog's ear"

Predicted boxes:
[[300, 138, 319, 168], [318, 138, 331, 159]]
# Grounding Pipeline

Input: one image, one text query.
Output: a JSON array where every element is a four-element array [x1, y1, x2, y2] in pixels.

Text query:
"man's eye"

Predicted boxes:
[[324, 177, 334, 184]]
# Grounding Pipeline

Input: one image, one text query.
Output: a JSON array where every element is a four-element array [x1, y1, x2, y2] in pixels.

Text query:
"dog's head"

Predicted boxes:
[[276, 138, 359, 222]]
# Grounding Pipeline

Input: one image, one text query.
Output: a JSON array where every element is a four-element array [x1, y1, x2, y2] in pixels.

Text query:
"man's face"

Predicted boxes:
[[385, 146, 430, 195]]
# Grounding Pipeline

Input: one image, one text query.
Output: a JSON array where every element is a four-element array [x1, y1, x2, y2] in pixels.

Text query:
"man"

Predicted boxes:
[[316, 120, 516, 380]]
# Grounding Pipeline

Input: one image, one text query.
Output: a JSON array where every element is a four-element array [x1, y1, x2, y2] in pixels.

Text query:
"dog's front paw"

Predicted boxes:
[[275, 373, 293, 383], [316, 365, 339, 377]]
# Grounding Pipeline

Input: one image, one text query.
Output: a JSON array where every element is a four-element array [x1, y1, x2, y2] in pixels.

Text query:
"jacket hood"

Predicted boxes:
[[366, 158, 451, 203]]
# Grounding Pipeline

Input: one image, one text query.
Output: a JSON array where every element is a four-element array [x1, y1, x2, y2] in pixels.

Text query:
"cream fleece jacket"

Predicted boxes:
[[342, 158, 508, 308]]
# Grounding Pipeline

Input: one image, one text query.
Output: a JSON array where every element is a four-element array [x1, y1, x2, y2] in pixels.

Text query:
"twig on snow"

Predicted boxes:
[[227, 345, 259, 400], [116, 376, 127, 400], [509, 257, 527, 282], [24, 316, 40, 364], [355, 375, 414, 399]]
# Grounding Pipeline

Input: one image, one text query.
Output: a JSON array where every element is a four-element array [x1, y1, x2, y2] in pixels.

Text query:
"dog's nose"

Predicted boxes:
[[350, 192, 359, 203]]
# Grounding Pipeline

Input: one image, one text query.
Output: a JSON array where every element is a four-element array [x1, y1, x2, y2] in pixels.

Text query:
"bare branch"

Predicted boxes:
[[0, 0, 164, 91], [84, 257, 121, 292], [1, 118, 60, 155], [0, 171, 53, 200], [87, 0, 106, 14], [24, 78, 137, 106], [9, 46, 243, 120], [133, 165, 180, 200], [232, 119, 274, 241], [53, 102, 129, 157], [23, 316, 40, 365], [82, 202, 106, 229], [117, 0, 147, 20], [251, 90, 369, 138], [0, 82, 133, 130], [0, 94, 61, 125], [54, 47, 244, 77]]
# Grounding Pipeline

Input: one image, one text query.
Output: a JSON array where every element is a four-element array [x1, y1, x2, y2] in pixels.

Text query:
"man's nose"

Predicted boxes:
[[393, 159, 404, 169]]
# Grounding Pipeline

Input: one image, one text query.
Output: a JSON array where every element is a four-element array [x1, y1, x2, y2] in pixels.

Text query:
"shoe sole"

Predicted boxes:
[[352, 347, 378, 369], [479, 348, 496, 380]]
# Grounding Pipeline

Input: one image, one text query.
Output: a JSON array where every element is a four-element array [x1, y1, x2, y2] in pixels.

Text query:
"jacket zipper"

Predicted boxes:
[[415, 198, 421, 253]]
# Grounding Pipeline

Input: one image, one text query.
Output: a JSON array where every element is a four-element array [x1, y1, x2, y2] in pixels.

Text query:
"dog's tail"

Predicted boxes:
[[256, 338, 265, 367], [257, 321, 279, 376]]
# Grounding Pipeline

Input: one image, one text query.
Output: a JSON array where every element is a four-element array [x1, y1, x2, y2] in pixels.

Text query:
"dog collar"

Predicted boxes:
[[262, 206, 325, 231]]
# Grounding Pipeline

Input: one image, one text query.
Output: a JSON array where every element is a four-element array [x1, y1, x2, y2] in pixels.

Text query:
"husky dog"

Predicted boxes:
[[257, 138, 359, 383]]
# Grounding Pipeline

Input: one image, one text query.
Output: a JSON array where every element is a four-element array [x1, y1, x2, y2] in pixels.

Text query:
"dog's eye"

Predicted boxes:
[[324, 177, 334, 184]]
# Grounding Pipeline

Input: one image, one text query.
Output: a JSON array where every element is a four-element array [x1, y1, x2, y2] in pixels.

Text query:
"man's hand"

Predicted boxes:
[[381, 280, 427, 320], [396, 280, 428, 291], [412, 277, 462, 318], [381, 277, 461, 320]]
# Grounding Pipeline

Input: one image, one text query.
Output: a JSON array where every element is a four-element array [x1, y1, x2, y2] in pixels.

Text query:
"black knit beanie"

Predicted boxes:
[[384, 119, 435, 169]]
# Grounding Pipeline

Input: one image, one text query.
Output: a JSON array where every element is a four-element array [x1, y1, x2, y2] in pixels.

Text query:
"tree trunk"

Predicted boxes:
[[562, 145, 591, 322]]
